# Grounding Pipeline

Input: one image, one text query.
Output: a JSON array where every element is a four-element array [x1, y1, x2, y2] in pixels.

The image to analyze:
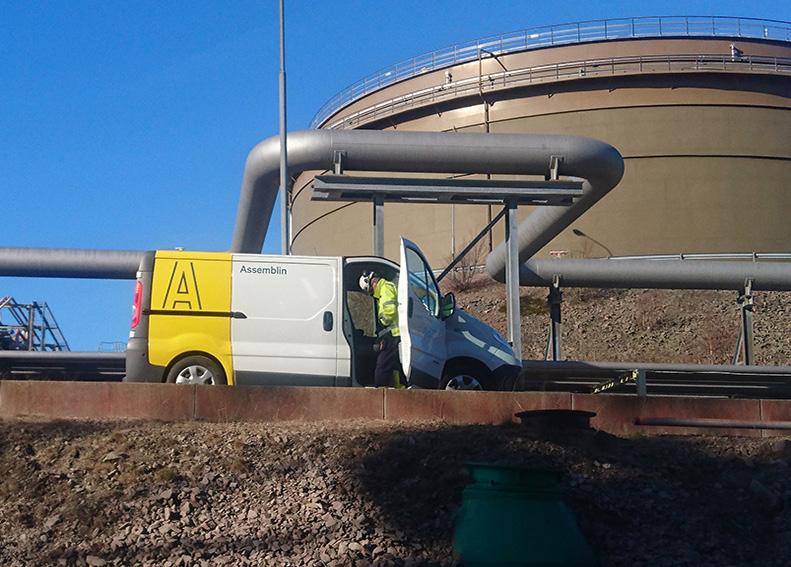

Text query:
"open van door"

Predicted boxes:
[[397, 238, 447, 387]]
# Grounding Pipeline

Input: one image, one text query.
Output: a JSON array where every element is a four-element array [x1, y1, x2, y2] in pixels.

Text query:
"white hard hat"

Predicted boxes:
[[359, 271, 374, 292]]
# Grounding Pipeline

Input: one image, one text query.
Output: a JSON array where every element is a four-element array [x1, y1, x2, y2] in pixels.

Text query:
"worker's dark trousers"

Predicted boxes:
[[374, 333, 401, 388]]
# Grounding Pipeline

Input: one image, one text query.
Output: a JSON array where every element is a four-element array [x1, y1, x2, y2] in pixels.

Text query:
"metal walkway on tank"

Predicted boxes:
[[312, 15, 791, 128]]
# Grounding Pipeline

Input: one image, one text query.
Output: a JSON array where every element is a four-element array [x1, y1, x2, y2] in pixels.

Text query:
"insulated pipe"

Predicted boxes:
[[517, 258, 791, 291], [231, 130, 624, 253], [486, 141, 624, 281], [0, 247, 144, 279]]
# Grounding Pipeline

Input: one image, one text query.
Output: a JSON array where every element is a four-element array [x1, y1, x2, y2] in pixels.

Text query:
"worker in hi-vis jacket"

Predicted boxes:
[[359, 271, 405, 388]]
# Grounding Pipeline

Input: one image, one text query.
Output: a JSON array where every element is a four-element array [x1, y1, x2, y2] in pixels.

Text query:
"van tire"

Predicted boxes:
[[166, 355, 227, 385], [441, 362, 491, 391]]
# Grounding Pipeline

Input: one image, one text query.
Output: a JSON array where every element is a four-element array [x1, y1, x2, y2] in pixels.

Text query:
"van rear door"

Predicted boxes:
[[231, 255, 342, 385], [397, 238, 446, 387]]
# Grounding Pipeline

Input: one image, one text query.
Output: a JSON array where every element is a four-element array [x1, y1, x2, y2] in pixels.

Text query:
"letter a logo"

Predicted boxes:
[[162, 261, 203, 310]]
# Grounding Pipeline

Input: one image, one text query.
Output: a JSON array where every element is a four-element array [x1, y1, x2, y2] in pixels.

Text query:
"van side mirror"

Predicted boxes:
[[440, 292, 456, 319]]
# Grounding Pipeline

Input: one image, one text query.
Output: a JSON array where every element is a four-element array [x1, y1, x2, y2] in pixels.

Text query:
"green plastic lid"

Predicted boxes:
[[466, 462, 560, 489]]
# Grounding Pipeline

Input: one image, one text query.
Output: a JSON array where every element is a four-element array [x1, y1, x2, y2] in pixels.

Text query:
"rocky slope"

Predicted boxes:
[[2, 419, 791, 567], [450, 277, 791, 365]]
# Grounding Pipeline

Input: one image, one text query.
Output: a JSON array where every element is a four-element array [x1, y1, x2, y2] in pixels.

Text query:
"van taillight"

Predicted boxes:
[[131, 279, 143, 329]]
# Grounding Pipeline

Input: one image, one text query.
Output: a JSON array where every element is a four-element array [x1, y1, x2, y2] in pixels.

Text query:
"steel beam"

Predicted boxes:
[[373, 197, 384, 257], [505, 200, 522, 357], [547, 276, 562, 361], [738, 280, 755, 365], [312, 175, 583, 206]]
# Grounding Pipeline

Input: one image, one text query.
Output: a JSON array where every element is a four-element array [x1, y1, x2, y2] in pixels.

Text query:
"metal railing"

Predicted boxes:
[[321, 52, 791, 130], [311, 16, 791, 128], [0, 296, 70, 351]]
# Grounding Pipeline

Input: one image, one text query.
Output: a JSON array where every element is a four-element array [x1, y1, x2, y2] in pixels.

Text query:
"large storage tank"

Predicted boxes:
[[291, 16, 791, 266]]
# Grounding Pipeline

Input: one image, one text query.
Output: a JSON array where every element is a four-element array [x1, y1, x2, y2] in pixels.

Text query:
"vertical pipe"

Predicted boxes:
[[278, 0, 289, 255], [505, 201, 522, 358]]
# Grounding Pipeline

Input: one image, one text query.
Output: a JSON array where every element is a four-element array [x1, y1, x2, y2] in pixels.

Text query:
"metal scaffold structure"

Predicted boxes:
[[0, 296, 70, 352]]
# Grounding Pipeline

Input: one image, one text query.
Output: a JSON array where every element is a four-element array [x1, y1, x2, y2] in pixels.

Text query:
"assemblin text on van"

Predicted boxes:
[[239, 265, 288, 275]]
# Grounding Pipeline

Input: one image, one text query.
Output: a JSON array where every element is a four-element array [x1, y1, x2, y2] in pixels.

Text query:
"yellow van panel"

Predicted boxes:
[[148, 252, 234, 384]]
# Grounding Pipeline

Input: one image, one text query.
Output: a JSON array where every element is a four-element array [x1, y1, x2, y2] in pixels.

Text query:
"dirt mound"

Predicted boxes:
[[2, 419, 791, 566]]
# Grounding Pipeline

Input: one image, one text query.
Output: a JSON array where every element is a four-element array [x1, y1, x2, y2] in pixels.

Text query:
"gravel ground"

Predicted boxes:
[[451, 278, 791, 365], [2, 419, 791, 566]]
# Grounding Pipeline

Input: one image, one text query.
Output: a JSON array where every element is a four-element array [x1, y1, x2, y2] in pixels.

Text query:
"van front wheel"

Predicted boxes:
[[166, 356, 227, 385], [441, 363, 489, 391]]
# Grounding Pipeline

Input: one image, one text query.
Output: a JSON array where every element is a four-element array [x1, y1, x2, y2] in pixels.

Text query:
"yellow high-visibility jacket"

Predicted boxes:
[[373, 278, 400, 337]]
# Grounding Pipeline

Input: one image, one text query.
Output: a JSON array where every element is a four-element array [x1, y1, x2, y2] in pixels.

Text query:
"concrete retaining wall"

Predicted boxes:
[[1, 380, 790, 437]]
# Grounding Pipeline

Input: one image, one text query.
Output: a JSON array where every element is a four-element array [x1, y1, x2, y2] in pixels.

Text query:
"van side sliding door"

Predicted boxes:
[[231, 255, 342, 386]]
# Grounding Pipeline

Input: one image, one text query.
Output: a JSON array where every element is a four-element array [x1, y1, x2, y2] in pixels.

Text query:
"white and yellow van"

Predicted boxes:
[[124, 239, 521, 389]]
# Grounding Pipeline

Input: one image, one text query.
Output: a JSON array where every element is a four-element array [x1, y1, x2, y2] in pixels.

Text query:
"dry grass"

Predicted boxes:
[[443, 238, 488, 293]]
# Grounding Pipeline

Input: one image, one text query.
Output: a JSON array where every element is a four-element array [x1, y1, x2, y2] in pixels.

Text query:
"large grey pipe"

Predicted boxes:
[[231, 130, 624, 253], [0, 247, 144, 279], [519, 258, 791, 291], [485, 142, 624, 280]]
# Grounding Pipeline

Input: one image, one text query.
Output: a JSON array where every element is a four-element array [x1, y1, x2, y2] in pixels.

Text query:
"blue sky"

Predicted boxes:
[[1, 1, 788, 350]]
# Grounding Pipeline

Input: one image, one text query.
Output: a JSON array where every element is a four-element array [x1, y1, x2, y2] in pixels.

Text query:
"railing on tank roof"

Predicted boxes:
[[311, 15, 791, 128], [321, 53, 791, 130]]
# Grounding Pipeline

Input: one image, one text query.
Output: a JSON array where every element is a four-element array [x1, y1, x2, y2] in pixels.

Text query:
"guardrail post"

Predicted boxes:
[[635, 369, 647, 397]]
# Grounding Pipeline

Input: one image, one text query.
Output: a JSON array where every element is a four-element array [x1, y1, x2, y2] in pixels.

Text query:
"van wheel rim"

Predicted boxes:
[[175, 365, 215, 385], [444, 375, 482, 391]]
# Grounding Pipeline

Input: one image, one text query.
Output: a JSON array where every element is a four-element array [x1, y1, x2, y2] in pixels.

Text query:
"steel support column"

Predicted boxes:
[[26, 304, 35, 351], [278, 0, 289, 254], [547, 275, 562, 361], [737, 279, 755, 365], [505, 199, 522, 357], [373, 197, 384, 257]]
